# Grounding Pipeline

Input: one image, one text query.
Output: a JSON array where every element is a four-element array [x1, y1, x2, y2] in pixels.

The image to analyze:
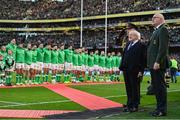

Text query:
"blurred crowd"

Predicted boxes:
[[0, 0, 179, 19], [0, 26, 179, 48]]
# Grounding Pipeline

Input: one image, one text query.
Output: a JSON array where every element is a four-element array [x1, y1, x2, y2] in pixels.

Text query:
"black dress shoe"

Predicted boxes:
[[123, 107, 131, 112], [130, 107, 138, 112], [150, 110, 167, 117]]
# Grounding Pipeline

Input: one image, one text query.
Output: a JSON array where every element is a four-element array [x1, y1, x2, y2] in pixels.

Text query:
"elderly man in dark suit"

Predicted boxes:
[[120, 30, 146, 112], [147, 13, 169, 117]]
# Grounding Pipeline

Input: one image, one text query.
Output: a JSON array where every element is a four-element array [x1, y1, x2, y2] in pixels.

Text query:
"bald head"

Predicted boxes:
[[152, 13, 165, 27]]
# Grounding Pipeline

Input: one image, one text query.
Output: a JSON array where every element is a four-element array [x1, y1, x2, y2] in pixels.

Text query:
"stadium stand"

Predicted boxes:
[[0, 0, 179, 19]]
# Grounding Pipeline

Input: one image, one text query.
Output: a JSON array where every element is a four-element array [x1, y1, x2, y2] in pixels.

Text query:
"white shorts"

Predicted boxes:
[[58, 64, 64, 71], [73, 66, 78, 71], [77, 66, 83, 71], [31, 63, 38, 70], [88, 67, 94, 72], [112, 67, 116, 72], [44, 63, 51, 69], [65, 62, 73, 71], [82, 65, 86, 71], [24, 64, 31, 71], [52, 64, 58, 70], [37, 62, 43, 70], [94, 65, 99, 71], [115, 67, 119, 72], [16, 63, 25, 69], [99, 67, 105, 72]]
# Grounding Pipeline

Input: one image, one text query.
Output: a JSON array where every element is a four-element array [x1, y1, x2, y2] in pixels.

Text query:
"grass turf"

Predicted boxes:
[[0, 87, 86, 110], [0, 76, 179, 119], [71, 76, 180, 119]]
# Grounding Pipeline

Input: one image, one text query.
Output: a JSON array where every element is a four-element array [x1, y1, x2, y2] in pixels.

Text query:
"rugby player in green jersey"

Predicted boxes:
[[64, 44, 74, 83], [72, 49, 78, 75], [0, 54, 6, 86], [31, 45, 38, 84], [116, 52, 122, 74], [24, 43, 33, 84], [6, 39, 17, 59], [58, 43, 65, 74], [99, 51, 106, 74], [36, 43, 44, 83], [82, 49, 89, 82], [43, 44, 52, 82], [105, 52, 113, 82], [106, 52, 112, 74], [51, 45, 59, 81], [111, 52, 117, 74], [64, 44, 73, 74], [82, 49, 88, 71], [88, 51, 94, 78], [5, 50, 15, 86], [77, 48, 83, 81], [93, 50, 100, 73], [114, 52, 122, 81], [15, 43, 25, 85], [56, 43, 65, 83], [72, 49, 79, 82]]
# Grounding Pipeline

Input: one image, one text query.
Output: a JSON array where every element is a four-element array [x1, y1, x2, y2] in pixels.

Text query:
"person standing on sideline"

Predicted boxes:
[[120, 30, 146, 112], [147, 13, 169, 117], [170, 56, 178, 83]]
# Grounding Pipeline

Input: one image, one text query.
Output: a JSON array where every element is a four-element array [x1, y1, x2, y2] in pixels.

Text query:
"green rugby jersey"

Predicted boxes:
[[43, 48, 51, 63], [51, 50, 58, 64], [111, 56, 116, 68], [73, 53, 78, 66], [36, 48, 44, 62], [116, 56, 122, 68], [16, 47, 25, 63], [83, 53, 88, 66], [88, 55, 94, 67], [64, 49, 73, 63], [6, 43, 17, 58], [99, 55, 106, 67], [32, 50, 37, 63], [78, 53, 83, 66], [25, 49, 33, 65], [106, 56, 112, 69], [58, 50, 65, 64], [93, 54, 99, 65]]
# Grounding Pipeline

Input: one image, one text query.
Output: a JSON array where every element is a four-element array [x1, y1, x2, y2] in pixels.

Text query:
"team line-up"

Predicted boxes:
[[0, 39, 122, 86]]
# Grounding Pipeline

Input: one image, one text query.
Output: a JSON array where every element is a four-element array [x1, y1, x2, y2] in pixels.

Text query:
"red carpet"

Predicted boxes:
[[0, 110, 77, 118], [44, 84, 123, 110]]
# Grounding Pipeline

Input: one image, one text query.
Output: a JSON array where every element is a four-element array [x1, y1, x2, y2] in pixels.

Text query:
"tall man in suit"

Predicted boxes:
[[120, 30, 146, 112], [147, 13, 169, 117]]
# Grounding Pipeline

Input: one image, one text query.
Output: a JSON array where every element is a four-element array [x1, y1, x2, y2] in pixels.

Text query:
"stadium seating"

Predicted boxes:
[[0, 0, 179, 19]]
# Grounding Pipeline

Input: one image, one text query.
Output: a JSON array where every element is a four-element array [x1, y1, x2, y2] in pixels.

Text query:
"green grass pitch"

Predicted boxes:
[[0, 76, 180, 119]]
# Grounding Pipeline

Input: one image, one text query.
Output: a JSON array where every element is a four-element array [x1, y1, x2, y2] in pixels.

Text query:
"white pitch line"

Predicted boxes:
[[0, 89, 180, 108], [0, 100, 72, 108], [104, 89, 180, 99], [0, 101, 24, 105]]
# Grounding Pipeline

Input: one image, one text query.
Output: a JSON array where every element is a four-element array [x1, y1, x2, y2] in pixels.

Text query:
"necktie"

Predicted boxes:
[[127, 42, 133, 50]]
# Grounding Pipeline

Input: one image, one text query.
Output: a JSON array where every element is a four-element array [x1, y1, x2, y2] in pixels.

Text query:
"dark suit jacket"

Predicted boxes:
[[147, 24, 169, 69], [119, 40, 146, 73]]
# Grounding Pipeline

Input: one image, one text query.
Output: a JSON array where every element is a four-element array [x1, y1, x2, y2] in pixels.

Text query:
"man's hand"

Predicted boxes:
[[153, 62, 160, 70]]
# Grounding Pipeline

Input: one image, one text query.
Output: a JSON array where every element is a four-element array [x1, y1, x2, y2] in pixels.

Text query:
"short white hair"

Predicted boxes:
[[129, 30, 141, 40]]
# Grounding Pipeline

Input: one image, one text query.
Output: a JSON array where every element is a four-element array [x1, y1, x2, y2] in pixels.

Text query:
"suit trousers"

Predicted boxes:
[[123, 69, 140, 109], [150, 69, 167, 113]]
